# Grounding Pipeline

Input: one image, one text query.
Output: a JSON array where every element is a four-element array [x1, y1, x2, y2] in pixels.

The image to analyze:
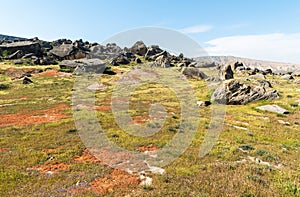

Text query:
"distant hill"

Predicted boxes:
[[0, 34, 27, 41], [196, 56, 300, 73]]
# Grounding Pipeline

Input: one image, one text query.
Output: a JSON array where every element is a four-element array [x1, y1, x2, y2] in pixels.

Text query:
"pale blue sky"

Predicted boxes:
[[1, 0, 300, 63]]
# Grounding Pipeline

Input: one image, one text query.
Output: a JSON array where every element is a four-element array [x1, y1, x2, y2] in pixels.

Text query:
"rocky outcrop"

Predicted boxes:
[[49, 39, 90, 60], [212, 79, 279, 105]]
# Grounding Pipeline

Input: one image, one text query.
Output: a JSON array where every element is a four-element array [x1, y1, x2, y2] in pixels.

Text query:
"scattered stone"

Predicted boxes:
[[256, 105, 289, 114], [196, 100, 211, 107], [23, 77, 33, 84], [135, 57, 142, 64], [278, 120, 290, 126], [250, 74, 266, 80], [14, 60, 23, 65], [139, 175, 152, 187]]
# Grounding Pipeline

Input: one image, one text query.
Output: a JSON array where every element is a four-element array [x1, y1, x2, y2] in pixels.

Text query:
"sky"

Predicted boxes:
[[1, 0, 300, 63]]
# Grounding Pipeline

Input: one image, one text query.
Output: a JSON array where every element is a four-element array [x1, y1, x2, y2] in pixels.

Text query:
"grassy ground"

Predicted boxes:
[[0, 61, 299, 196]]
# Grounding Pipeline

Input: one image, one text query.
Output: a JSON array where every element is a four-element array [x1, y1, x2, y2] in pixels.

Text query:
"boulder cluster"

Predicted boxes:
[[0, 38, 194, 68], [1, 37, 299, 106]]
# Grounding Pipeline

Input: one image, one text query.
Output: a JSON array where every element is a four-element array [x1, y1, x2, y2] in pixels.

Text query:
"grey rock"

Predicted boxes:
[[145, 45, 163, 58], [60, 58, 112, 74], [256, 105, 289, 114], [23, 77, 33, 84], [181, 67, 208, 79], [212, 79, 279, 105], [281, 74, 294, 80], [219, 65, 234, 80], [130, 41, 147, 56], [250, 74, 266, 80], [0, 41, 42, 58], [4, 50, 23, 59], [14, 60, 23, 65]]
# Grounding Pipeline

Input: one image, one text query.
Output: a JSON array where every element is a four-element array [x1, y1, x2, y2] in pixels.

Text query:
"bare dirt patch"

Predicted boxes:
[[138, 144, 158, 152], [0, 148, 9, 153], [31, 161, 70, 174], [131, 115, 151, 124], [0, 104, 70, 127], [70, 168, 140, 196], [41, 146, 63, 153], [34, 70, 72, 77], [73, 149, 101, 164]]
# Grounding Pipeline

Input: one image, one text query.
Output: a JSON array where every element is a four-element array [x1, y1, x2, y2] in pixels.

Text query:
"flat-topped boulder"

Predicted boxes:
[[59, 58, 113, 74], [256, 105, 289, 114], [0, 41, 42, 59]]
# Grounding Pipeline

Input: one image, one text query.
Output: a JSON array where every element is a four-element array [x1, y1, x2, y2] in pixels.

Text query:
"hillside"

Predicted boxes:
[[0, 34, 27, 41], [196, 56, 300, 73]]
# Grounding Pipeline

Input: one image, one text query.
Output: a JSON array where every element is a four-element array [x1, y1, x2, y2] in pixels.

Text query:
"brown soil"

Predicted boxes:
[[73, 149, 101, 164], [138, 144, 158, 152], [0, 104, 70, 127], [31, 161, 69, 174], [131, 115, 150, 124], [93, 105, 111, 111], [89, 169, 140, 195], [70, 168, 140, 196], [40, 146, 63, 153], [34, 70, 72, 77], [0, 148, 9, 153]]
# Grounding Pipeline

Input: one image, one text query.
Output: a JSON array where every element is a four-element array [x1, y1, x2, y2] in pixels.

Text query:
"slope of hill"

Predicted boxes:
[[0, 34, 27, 41], [196, 56, 300, 73]]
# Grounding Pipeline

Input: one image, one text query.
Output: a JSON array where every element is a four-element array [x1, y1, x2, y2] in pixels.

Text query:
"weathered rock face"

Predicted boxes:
[[181, 67, 208, 79], [0, 41, 42, 59], [212, 79, 279, 105], [219, 65, 234, 80]]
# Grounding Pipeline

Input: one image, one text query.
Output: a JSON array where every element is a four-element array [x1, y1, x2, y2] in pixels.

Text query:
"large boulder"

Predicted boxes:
[[145, 45, 163, 58], [89, 43, 122, 60], [59, 58, 114, 74], [0, 41, 42, 58], [129, 41, 147, 56], [219, 65, 234, 80], [181, 67, 208, 79], [212, 79, 279, 105]]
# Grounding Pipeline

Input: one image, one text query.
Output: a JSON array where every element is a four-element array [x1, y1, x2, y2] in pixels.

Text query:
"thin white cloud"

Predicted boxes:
[[205, 33, 300, 64], [180, 25, 213, 34]]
